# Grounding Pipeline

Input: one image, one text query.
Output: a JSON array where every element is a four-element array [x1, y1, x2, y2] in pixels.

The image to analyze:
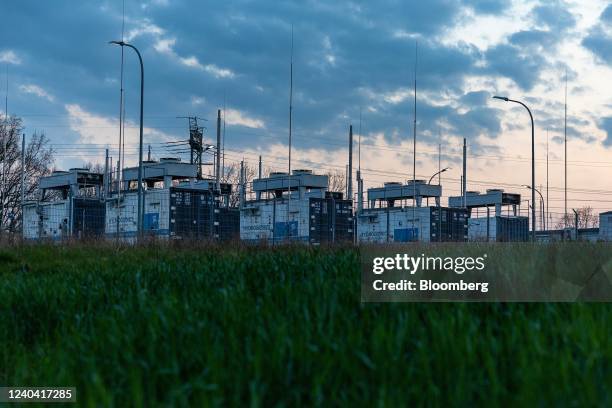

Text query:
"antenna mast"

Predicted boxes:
[[288, 26, 294, 181], [117, 0, 126, 195], [1, 65, 7, 233], [564, 69, 568, 227], [412, 40, 418, 239], [222, 92, 226, 179], [286, 25, 294, 239]]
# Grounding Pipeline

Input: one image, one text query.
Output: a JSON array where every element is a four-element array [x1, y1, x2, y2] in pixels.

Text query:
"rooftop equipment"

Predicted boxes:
[[240, 169, 353, 244], [106, 161, 238, 241], [357, 181, 467, 243], [23, 168, 106, 240], [448, 189, 528, 242]]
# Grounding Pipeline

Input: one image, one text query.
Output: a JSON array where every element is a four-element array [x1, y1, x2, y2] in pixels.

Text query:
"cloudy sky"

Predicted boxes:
[[1, 0, 612, 223]]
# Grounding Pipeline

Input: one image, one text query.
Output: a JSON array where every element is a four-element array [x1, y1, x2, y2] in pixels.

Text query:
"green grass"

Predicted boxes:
[[0, 243, 610, 406]]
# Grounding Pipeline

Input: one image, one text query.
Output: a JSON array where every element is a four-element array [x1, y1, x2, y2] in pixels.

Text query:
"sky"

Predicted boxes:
[[1, 0, 612, 224]]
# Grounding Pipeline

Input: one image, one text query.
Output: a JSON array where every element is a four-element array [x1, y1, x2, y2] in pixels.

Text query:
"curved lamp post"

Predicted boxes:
[[428, 167, 450, 185], [524, 185, 545, 231], [110, 40, 144, 237], [493, 95, 535, 242]]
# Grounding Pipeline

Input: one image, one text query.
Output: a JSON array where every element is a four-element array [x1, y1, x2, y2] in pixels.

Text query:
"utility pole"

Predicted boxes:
[[104, 148, 109, 198], [21, 133, 25, 210], [546, 129, 549, 231], [287, 26, 294, 239], [462, 138, 467, 208], [348, 125, 353, 201], [564, 70, 568, 228], [412, 41, 418, 240], [216, 109, 221, 192], [177, 116, 206, 178]]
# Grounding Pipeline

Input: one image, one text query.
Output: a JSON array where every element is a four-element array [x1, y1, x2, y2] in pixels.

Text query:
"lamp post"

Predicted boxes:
[[110, 40, 144, 237], [428, 167, 450, 185], [493, 95, 535, 241], [424, 167, 450, 207], [523, 185, 545, 231]]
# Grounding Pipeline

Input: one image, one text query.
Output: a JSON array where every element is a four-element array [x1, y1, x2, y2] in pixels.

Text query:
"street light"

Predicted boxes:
[[424, 168, 450, 207], [523, 185, 545, 231], [110, 40, 144, 237], [493, 95, 536, 241], [428, 167, 451, 185]]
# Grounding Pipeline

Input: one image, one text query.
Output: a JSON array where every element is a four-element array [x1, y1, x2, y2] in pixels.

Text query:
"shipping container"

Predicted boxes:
[[357, 206, 468, 243], [22, 168, 106, 240], [240, 170, 353, 244]]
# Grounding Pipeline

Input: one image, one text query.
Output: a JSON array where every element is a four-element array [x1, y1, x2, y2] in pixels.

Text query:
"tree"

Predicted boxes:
[[554, 206, 599, 229], [325, 169, 346, 196], [220, 161, 259, 207], [0, 116, 54, 234]]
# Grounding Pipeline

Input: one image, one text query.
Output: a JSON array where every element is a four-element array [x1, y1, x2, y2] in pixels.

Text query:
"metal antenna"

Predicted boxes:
[[358, 106, 362, 173], [2, 64, 8, 232], [546, 128, 549, 231], [564, 68, 568, 227], [117, 0, 126, 195], [287, 24, 294, 239], [222, 91, 226, 179], [412, 40, 418, 239], [288, 27, 294, 177]]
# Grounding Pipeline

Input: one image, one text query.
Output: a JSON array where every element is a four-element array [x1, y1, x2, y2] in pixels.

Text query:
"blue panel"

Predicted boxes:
[[274, 221, 298, 239], [144, 213, 160, 231], [394, 228, 418, 242]]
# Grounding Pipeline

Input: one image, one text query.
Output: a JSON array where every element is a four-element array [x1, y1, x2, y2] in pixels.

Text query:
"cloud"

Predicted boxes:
[[484, 44, 547, 90], [599, 117, 612, 147], [581, 4, 612, 64], [65, 104, 174, 156], [532, 2, 576, 31], [469, 0, 509, 14], [225, 108, 265, 129], [19, 84, 55, 102], [0, 50, 21, 65]]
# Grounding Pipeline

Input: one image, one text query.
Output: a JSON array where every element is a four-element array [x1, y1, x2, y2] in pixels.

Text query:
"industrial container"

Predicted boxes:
[[106, 160, 238, 241], [22, 168, 106, 240], [469, 216, 529, 242], [600, 211, 612, 241], [357, 206, 468, 243], [240, 170, 353, 244]]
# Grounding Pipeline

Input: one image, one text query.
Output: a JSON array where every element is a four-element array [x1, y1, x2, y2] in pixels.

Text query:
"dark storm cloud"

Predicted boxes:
[[1, 0, 604, 165]]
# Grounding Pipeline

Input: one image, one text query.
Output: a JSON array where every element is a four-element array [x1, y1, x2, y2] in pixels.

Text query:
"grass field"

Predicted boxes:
[[0, 243, 610, 406]]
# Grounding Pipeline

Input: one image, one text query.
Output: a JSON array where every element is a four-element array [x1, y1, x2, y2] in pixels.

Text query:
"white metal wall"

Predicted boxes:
[[357, 207, 432, 244], [468, 217, 497, 242], [105, 189, 170, 238], [600, 213, 612, 241], [22, 201, 70, 240], [240, 198, 311, 243]]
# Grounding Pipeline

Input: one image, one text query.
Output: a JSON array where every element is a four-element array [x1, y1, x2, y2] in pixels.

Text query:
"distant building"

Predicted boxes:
[[23, 168, 106, 240], [599, 211, 612, 241], [357, 180, 468, 243], [448, 189, 529, 242], [106, 158, 238, 241], [240, 170, 353, 244]]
